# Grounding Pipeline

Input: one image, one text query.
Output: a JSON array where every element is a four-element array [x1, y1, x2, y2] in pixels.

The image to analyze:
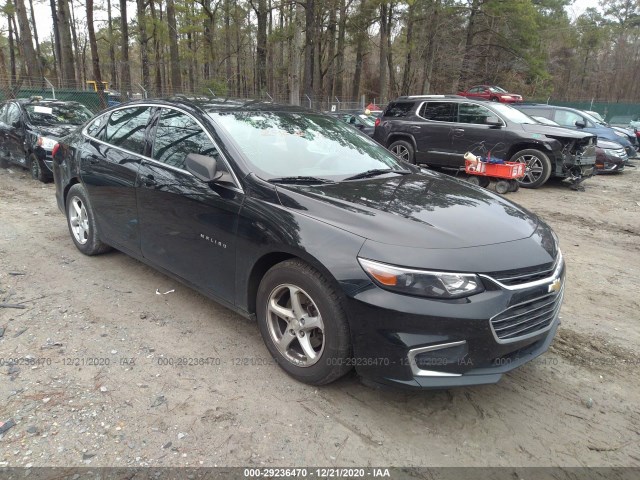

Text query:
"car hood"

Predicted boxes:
[[597, 139, 624, 149], [31, 124, 78, 139], [520, 123, 595, 140], [275, 171, 539, 249]]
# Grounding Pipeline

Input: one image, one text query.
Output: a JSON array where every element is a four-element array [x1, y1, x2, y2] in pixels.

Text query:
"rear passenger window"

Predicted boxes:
[[384, 102, 416, 118], [419, 102, 456, 122], [152, 108, 220, 169], [105, 107, 152, 155]]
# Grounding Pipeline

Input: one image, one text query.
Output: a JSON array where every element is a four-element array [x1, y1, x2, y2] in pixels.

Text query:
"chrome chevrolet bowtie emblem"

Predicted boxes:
[[548, 278, 562, 294]]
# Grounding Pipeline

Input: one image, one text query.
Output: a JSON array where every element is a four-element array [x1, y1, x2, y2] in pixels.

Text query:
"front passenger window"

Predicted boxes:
[[554, 110, 583, 128], [152, 109, 220, 169], [458, 103, 494, 125]]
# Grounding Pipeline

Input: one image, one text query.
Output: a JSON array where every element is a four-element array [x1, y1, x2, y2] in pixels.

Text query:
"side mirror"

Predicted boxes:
[[485, 116, 502, 127], [185, 153, 220, 182], [575, 120, 586, 128]]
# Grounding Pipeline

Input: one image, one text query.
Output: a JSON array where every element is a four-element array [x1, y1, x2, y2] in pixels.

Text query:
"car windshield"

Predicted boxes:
[[488, 86, 507, 93], [211, 111, 407, 181], [490, 103, 535, 124], [25, 103, 94, 126]]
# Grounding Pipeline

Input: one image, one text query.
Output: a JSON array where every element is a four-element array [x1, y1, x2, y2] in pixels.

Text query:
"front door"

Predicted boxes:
[[450, 102, 506, 164], [137, 107, 243, 303]]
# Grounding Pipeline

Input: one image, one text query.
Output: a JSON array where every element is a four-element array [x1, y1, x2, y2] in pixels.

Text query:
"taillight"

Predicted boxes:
[[374, 118, 381, 128], [51, 143, 60, 159]]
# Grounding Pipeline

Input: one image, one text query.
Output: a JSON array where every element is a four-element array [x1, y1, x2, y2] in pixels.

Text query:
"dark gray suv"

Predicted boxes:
[[373, 95, 597, 188]]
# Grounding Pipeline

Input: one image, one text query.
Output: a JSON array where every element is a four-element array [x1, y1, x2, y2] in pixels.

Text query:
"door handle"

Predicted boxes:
[[410, 125, 421, 131], [453, 128, 465, 134]]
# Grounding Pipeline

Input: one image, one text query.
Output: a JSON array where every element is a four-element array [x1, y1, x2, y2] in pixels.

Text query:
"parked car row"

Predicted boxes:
[[372, 95, 636, 186], [0, 96, 571, 389]]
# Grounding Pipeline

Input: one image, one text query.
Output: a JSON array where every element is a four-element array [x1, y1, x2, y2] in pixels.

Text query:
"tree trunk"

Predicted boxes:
[[324, 0, 337, 99], [27, 0, 41, 60], [7, 9, 17, 86], [334, 0, 346, 98], [106, 0, 117, 87], [456, 0, 481, 92], [50, 0, 62, 83], [149, 0, 163, 95], [421, 0, 440, 94], [119, 0, 131, 96], [303, 0, 315, 100], [167, 0, 181, 93], [289, 0, 303, 104], [69, 0, 82, 84], [252, 0, 268, 93], [401, 0, 415, 95], [224, 0, 232, 93], [14, 0, 42, 82], [57, 0, 76, 86], [137, 0, 150, 93], [378, 2, 389, 103], [87, 0, 106, 108]]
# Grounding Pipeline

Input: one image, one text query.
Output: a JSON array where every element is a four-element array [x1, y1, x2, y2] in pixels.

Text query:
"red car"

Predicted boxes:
[[458, 85, 523, 103]]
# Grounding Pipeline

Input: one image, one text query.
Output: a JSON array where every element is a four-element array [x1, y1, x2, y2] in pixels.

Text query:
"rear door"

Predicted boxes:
[[136, 107, 243, 303], [414, 101, 458, 166], [81, 106, 153, 255]]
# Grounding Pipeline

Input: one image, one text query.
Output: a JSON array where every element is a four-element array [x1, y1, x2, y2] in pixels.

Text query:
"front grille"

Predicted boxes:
[[487, 257, 558, 287], [490, 289, 563, 342]]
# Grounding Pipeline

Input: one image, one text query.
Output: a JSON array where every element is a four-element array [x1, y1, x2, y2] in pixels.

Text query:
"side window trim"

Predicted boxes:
[[82, 103, 243, 193], [148, 105, 242, 191]]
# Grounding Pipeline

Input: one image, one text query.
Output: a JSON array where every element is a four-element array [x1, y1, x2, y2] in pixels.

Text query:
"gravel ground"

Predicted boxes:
[[0, 164, 639, 468]]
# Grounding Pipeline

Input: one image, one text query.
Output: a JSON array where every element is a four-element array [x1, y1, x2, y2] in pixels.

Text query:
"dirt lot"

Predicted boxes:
[[0, 164, 639, 469]]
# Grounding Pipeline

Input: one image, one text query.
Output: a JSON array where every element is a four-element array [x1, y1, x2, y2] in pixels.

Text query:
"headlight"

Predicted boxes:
[[37, 137, 58, 150], [358, 258, 484, 299]]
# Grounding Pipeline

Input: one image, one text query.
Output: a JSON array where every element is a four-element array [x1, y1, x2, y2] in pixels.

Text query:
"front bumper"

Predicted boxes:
[[346, 258, 565, 389]]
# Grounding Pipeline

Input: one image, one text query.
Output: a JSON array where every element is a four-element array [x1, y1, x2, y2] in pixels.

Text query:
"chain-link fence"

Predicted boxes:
[[0, 76, 388, 114]]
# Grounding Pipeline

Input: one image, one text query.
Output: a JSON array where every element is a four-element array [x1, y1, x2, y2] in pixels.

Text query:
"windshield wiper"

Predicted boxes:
[[267, 176, 335, 184], [342, 168, 411, 181]]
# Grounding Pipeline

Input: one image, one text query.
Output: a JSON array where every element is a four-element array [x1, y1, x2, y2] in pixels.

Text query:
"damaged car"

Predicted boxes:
[[373, 96, 597, 188]]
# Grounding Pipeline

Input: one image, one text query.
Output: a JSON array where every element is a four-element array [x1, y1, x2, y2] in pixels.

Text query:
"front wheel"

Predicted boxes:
[[511, 149, 552, 188], [388, 139, 415, 164], [66, 184, 111, 256], [256, 259, 352, 385]]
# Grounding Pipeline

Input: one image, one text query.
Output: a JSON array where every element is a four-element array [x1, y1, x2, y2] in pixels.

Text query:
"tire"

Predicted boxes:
[[509, 179, 520, 192], [511, 149, 552, 188], [29, 154, 51, 183], [466, 176, 480, 186], [65, 184, 111, 256], [478, 176, 491, 188], [495, 180, 510, 194], [491, 97, 499, 102], [388, 139, 415, 164], [256, 259, 352, 385]]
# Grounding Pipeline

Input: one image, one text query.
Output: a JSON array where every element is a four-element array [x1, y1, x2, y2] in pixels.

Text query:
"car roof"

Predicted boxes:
[[109, 97, 314, 115], [392, 95, 465, 102], [14, 98, 84, 107]]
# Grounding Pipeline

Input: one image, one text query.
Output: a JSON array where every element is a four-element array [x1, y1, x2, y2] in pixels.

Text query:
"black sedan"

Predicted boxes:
[[0, 98, 93, 182], [53, 99, 564, 389]]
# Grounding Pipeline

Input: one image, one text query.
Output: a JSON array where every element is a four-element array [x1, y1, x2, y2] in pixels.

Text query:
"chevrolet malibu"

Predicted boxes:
[[53, 99, 565, 389]]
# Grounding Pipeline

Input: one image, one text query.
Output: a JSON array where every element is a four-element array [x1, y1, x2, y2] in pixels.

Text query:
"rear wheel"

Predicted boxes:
[[388, 139, 415, 164], [29, 153, 51, 183], [256, 259, 352, 385], [511, 149, 552, 188], [509, 179, 520, 192], [66, 184, 111, 256]]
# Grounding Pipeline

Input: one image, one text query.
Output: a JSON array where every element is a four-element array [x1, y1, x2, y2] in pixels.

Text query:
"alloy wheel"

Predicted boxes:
[[391, 144, 410, 161], [519, 154, 545, 186], [68, 196, 89, 245], [266, 284, 325, 367]]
